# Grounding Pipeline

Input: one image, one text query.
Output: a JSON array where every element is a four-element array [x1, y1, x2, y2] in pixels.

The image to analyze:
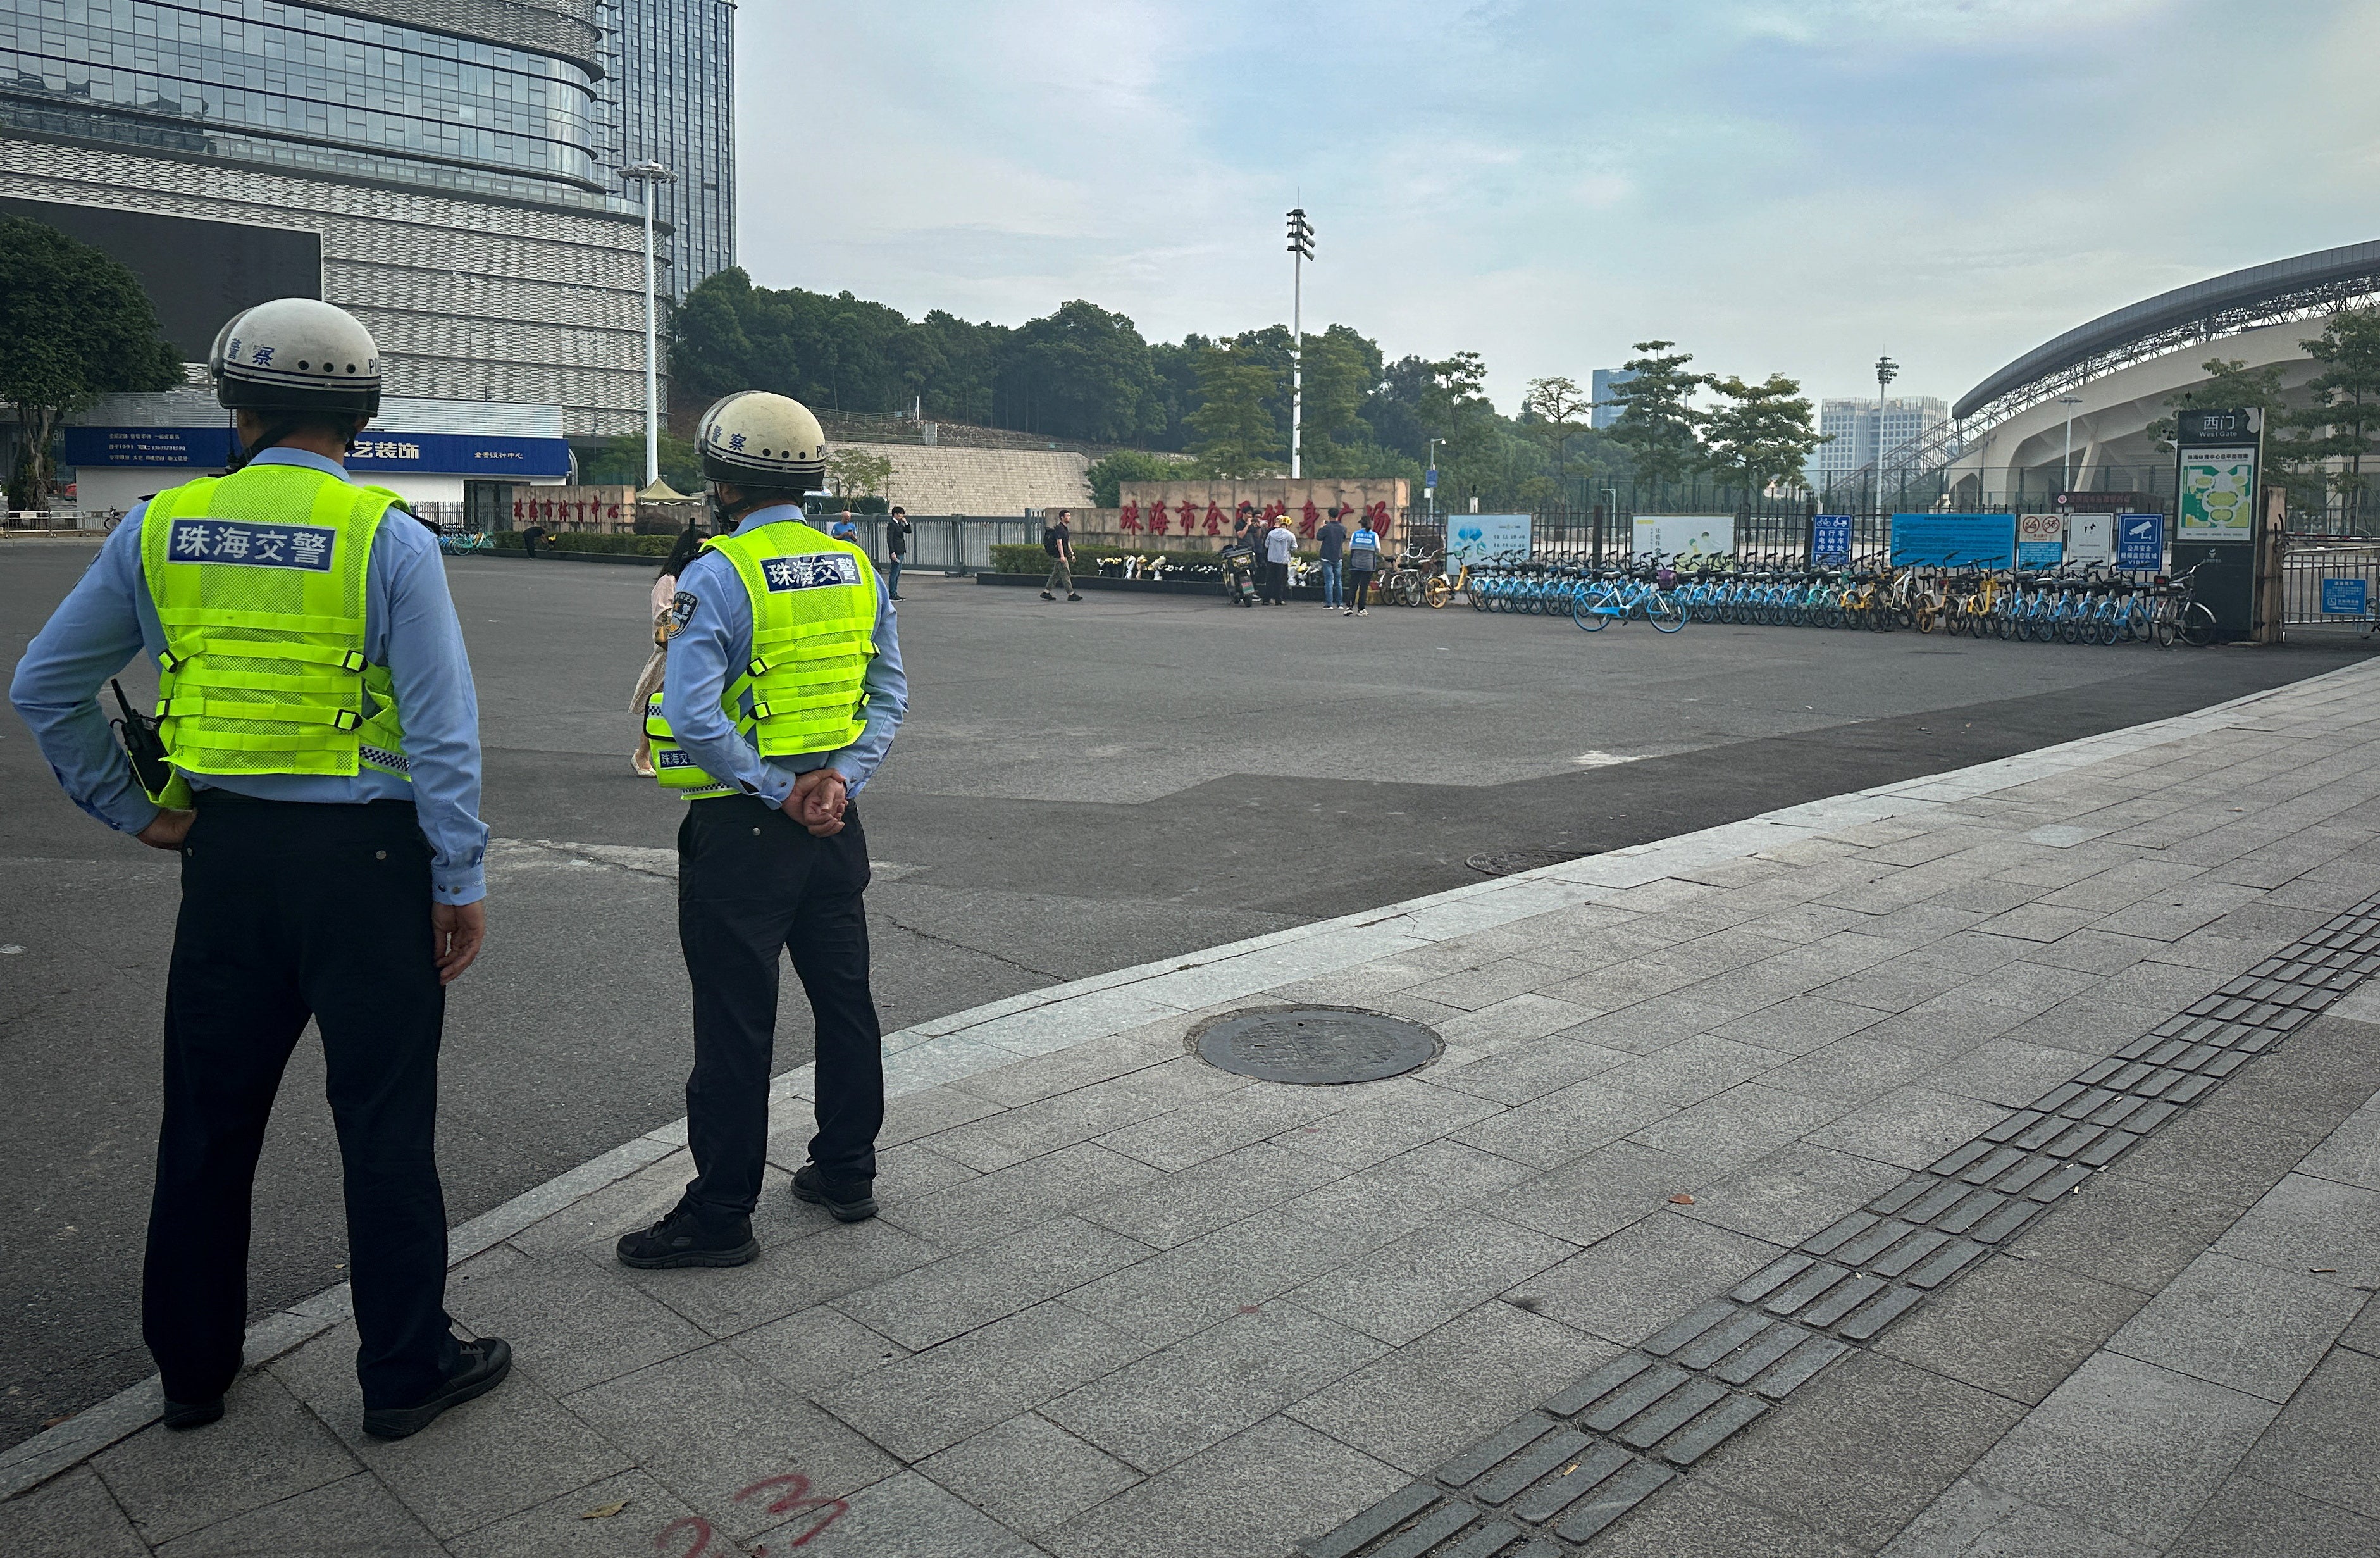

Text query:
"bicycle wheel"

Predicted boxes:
[[1646, 592, 1685, 633], [1573, 585, 1614, 632], [1424, 576, 1451, 608], [2179, 602, 2217, 647]]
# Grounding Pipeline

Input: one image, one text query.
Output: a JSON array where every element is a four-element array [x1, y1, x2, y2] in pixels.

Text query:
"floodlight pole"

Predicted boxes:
[[2057, 394, 2085, 494], [1287, 208, 1314, 479], [621, 160, 677, 488]]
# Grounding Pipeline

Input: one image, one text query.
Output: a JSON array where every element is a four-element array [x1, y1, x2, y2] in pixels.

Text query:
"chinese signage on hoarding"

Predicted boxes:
[[2116, 513, 2164, 571], [2321, 578, 2370, 616], [2178, 447, 2257, 542], [1888, 513, 2017, 568], [1446, 514, 1531, 575], [512, 485, 635, 531], [2017, 513, 2064, 570], [1633, 514, 1734, 563], [347, 432, 571, 479], [1811, 514, 1852, 564]]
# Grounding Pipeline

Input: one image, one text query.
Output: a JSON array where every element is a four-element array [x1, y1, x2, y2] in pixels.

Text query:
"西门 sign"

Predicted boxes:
[[1633, 514, 1734, 563], [1889, 513, 2017, 569], [2017, 513, 2064, 569], [1446, 514, 1531, 575], [2116, 513, 2163, 571], [2321, 578, 2370, 616], [2178, 447, 2257, 542]]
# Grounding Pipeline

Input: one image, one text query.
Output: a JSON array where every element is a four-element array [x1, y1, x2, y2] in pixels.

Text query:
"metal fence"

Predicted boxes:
[[839, 514, 1041, 571], [2281, 542, 2380, 633]]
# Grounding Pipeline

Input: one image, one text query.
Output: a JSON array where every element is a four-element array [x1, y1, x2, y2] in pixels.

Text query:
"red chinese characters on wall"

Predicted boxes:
[[1119, 501, 1141, 533]]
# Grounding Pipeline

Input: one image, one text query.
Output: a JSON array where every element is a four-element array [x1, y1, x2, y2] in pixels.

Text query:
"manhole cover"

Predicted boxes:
[[1466, 849, 1591, 877], [1191, 1007, 1441, 1086]]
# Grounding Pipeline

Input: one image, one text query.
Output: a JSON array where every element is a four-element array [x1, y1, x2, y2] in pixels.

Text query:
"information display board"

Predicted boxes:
[[2116, 513, 2164, 572], [1811, 514, 1852, 564], [2017, 513, 2064, 570], [1888, 513, 2017, 568], [2178, 448, 2258, 542], [2066, 512, 2114, 563], [1633, 514, 1734, 563], [2321, 578, 2371, 616], [1445, 513, 1532, 575]]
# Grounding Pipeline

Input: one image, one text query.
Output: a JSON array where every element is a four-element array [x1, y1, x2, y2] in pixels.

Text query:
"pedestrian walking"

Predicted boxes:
[[9, 299, 507, 1441], [1263, 514, 1296, 605], [632, 521, 706, 776], [1317, 507, 1347, 608], [885, 505, 910, 601], [1346, 514, 1381, 615], [1041, 509, 1081, 601], [617, 390, 909, 1267]]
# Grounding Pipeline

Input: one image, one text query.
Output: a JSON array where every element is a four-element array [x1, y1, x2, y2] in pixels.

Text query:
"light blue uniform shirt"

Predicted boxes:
[[8, 449, 490, 905], [661, 503, 907, 807]]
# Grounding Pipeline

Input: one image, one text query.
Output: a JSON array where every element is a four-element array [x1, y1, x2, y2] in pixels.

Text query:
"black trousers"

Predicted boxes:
[[678, 795, 884, 1218], [148, 798, 455, 1410], [1261, 561, 1289, 602]]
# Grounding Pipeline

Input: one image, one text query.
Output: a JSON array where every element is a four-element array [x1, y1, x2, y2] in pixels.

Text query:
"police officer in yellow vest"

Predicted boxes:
[[9, 300, 510, 1440], [616, 392, 908, 1268]]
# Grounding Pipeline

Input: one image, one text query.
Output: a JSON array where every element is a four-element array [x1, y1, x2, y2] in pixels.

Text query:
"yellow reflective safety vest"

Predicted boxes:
[[138, 463, 413, 791], [646, 518, 878, 797]]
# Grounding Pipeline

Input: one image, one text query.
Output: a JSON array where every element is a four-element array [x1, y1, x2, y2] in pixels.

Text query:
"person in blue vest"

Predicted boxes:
[[616, 391, 908, 1268], [9, 299, 507, 1441]]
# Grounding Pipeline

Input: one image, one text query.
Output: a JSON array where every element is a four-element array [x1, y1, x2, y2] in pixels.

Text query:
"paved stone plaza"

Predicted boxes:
[[6, 656, 2379, 1555]]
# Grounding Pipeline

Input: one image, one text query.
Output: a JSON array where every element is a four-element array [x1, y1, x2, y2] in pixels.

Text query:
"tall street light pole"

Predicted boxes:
[[1873, 355, 1899, 516], [620, 160, 677, 489], [1287, 208, 1313, 479], [2057, 393, 2084, 495]]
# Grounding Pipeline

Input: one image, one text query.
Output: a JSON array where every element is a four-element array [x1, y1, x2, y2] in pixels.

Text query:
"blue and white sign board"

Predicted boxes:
[[1811, 514, 1852, 564], [1633, 514, 1734, 563], [1424, 467, 1438, 490], [1890, 513, 2017, 569], [2321, 578, 2370, 616], [2116, 513, 2164, 572], [1445, 513, 1532, 575], [2067, 511, 2115, 563], [2017, 513, 2064, 570]]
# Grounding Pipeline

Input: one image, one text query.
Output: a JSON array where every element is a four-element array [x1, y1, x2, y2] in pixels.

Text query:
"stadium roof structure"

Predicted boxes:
[[1953, 238, 2380, 423]]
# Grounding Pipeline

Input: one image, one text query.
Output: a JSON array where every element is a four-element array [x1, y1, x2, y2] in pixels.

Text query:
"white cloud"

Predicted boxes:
[[736, 0, 2377, 411]]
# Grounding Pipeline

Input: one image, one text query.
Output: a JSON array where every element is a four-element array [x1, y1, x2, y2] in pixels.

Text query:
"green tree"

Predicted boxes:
[[998, 300, 1163, 443], [1604, 340, 1711, 487], [1520, 375, 1593, 490], [1702, 373, 1825, 494], [0, 217, 183, 510], [1186, 346, 1282, 477], [1085, 448, 1185, 507], [2284, 309, 2380, 527], [2148, 356, 2290, 451], [824, 447, 895, 501]]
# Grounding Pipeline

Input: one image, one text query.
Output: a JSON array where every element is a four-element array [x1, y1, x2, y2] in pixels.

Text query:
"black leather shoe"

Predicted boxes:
[[615, 1204, 759, 1269], [361, 1337, 511, 1441], [161, 1397, 223, 1431], [791, 1163, 877, 1222]]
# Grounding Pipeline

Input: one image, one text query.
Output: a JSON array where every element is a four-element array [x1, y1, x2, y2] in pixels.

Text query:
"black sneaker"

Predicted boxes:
[[1039, 590, 1055, 600], [161, 1397, 223, 1431], [1067, 592, 1083, 601], [361, 1337, 512, 1441], [791, 1163, 877, 1223], [614, 1204, 759, 1269]]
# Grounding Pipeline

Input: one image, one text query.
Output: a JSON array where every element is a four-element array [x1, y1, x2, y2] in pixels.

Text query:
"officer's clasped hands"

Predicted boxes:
[[786, 768, 848, 837]]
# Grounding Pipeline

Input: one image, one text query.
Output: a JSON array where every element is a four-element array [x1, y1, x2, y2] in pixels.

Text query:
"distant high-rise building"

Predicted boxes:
[[1809, 396, 1948, 489], [1590, 368, 1637, 430], [595, 0, 735, 294]]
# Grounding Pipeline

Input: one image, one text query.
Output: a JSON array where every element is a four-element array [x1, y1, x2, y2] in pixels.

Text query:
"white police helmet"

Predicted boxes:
[[208, 299, 381, 417], [696, 391, 827, 492]]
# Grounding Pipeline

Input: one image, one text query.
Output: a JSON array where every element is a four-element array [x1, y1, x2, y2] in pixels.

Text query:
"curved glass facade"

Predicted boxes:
[[1, 0, 605, 200]]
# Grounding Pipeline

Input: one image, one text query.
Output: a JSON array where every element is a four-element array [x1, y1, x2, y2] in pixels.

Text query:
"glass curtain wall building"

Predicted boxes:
[[0, 0, 655, 435], [594, 0, 734, 290]]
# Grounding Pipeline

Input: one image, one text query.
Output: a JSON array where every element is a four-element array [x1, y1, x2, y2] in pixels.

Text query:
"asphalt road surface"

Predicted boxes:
[[3, 542, 2367, 1446]]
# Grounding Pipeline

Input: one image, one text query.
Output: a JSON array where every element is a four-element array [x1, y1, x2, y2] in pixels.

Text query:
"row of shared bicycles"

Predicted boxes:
[[1435, 552, 2222, 646]]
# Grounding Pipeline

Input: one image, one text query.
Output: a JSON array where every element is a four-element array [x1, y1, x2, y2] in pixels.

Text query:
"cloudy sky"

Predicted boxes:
[[739, 1, 2377, 414]]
